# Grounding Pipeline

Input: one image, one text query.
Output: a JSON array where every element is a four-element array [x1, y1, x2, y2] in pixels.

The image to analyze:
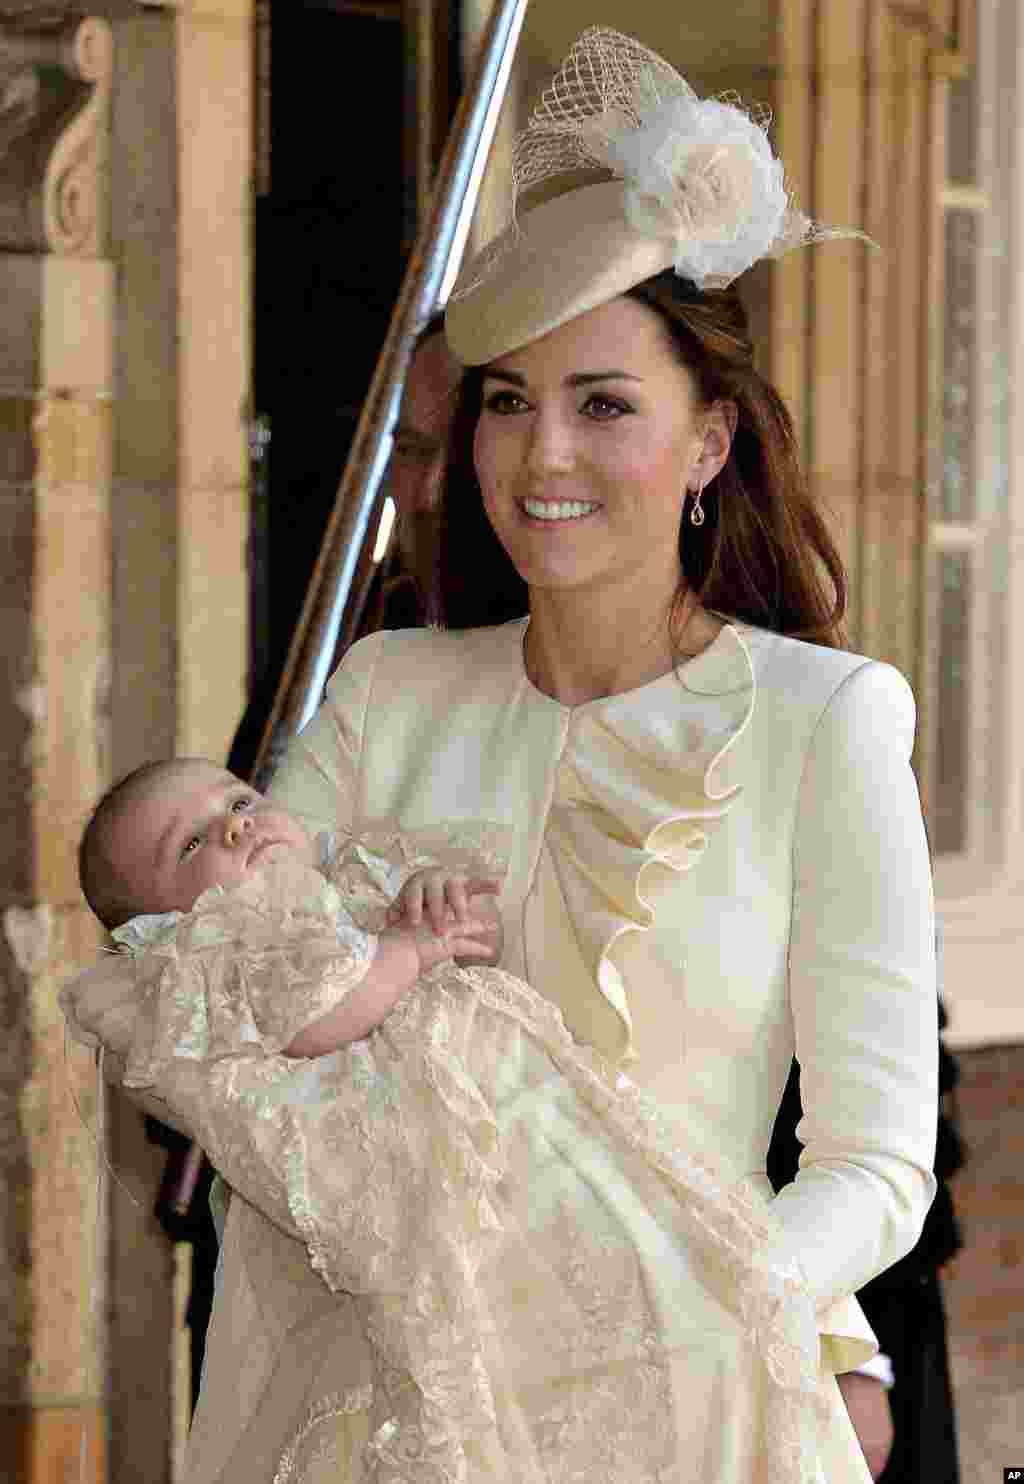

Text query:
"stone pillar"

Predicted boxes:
[[0, 13, 115, 1479], [0, 3, 252, 1477], [176, 0, 251, 763], [105, 9, 181, 1475]]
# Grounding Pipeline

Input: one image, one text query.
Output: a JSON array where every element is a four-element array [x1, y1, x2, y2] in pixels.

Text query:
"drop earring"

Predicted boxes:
[[690, 475, 706, 528]]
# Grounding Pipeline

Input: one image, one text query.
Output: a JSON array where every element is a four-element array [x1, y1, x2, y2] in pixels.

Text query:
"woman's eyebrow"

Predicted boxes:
[[567, 371, 642, 386], [481, 368, 643, 386]]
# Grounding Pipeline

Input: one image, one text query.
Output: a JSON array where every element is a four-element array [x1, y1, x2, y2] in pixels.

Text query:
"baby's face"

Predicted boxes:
[[110, 761, 316, 917]]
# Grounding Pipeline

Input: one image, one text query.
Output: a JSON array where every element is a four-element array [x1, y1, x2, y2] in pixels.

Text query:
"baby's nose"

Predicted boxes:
[[223, 813, 252, 847]]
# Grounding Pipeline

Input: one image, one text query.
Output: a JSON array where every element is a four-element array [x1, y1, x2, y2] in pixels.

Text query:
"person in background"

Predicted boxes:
[[368, 310, 462, 630]]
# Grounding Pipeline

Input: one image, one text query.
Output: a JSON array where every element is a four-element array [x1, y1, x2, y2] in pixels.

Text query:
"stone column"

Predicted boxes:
[[1, 3, 253, 1477], [176, 0, 251, 763], [0, 13, 115, 1479]]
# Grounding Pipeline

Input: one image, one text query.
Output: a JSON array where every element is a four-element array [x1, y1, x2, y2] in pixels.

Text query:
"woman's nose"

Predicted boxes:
[[526, 413, 575, 477]]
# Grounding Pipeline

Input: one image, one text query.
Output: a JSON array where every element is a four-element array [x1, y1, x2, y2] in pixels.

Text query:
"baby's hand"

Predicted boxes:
[[388, 868, 502, 936], [403, 914, 501, 976]]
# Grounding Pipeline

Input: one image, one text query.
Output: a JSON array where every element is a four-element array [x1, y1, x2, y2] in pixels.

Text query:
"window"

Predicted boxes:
[[929, 0, 1016, 896]]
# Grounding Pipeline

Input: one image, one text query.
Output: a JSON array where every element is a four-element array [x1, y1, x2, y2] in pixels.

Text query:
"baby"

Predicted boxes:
[[78, 755, 505, 1057], [71, 757, 822, 1484]]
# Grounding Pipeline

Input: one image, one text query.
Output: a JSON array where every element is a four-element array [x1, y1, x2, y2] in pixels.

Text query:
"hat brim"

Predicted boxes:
[[444, 181, 676, 366]]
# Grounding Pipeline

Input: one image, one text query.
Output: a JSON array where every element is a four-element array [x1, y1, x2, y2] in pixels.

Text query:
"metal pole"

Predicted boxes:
[[165, 0, 530, 1221], [251, 0, 528, 784]]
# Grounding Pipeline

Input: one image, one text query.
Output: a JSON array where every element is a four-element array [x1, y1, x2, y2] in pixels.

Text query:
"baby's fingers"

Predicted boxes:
[[402, 879, 425, 926], [424, 876, 450, 935], [445, 876, 471, 924], [463, 877, 502, 898], [448, 931, 500, 965]]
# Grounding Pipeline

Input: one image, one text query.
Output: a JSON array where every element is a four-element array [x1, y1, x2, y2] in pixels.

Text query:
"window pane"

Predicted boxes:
[[933, 552, 971, 856], [946, 72, 977, 185], [941, 208, 977, 521]]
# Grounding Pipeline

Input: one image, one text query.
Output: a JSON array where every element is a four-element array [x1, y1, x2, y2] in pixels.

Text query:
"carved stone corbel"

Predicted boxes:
[[0, 10, 113, 255]]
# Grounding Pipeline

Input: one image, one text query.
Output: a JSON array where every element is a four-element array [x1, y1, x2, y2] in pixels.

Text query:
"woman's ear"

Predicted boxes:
[[700, 399, 737, 482], [686, 399, 737, 491]]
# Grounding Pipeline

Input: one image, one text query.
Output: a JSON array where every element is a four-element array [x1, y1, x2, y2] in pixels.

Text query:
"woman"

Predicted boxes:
[[66, 27, 937, 1483], [259, 27, 933, 1479]]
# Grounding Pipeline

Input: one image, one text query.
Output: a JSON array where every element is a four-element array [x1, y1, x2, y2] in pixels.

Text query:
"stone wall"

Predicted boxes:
[[0, 5, 251, 1478], [943, 1042, 1024, 1475], [0, 15, 118, 1472]]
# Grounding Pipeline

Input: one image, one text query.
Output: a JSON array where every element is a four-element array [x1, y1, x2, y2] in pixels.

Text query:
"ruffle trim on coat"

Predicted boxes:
[[547, 623, 757, 1057]]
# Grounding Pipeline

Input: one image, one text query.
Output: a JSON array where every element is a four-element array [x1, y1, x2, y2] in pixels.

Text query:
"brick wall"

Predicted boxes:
[[941, 1042, 1024, 1474]]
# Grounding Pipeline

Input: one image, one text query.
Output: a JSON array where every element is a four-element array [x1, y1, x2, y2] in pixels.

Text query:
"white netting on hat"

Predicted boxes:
[[510, 28, 688, 205], [450, 26, 870, 300]]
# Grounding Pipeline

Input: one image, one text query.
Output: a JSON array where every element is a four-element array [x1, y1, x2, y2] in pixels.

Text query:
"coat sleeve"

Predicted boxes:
[[768, 659, 938, 1312], [266, 629, 389, 834]]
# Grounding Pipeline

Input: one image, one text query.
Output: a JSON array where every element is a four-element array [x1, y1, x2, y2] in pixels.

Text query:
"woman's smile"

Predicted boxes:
[[518, 496, 602, 524]]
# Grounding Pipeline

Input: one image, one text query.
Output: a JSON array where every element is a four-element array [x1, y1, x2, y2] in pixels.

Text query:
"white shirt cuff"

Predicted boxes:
[[848, 1352, 895, 1390]]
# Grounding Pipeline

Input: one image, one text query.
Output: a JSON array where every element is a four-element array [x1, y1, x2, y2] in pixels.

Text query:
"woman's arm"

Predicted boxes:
[[266, 630, 389, 833], [769, 659, 938, 1308]]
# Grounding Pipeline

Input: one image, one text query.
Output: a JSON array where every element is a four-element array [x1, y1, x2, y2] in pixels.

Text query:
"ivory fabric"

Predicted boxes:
[[61, 617, 938, 1482], [107, 840, 835, 1483]]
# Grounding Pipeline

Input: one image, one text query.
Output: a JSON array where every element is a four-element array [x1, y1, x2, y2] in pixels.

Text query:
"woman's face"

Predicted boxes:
[[473, 296, 724, 607]]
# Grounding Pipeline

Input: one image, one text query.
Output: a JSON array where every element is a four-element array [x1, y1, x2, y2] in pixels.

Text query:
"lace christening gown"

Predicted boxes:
[[115, 840, 827, 1484]]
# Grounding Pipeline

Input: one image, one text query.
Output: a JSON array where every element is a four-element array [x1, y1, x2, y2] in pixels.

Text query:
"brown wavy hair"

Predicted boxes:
[[438, 270, 847, 648]]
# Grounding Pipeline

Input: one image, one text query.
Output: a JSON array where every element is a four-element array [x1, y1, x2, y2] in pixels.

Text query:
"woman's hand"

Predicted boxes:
[[837, 1372, 895, 1479], [389, 867, 503, 934]]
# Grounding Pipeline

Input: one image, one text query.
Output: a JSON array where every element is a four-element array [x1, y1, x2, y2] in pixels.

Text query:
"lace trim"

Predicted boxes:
[[465, 966, 828, 1481], [273, 1385, 375, 1484], [119, 862, 376, 1087]]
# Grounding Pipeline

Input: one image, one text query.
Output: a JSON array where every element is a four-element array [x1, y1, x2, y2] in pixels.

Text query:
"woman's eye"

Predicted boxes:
[[181, 836, 203, 860], [582, 394, 629, 420], [482, 389, 528, 415]]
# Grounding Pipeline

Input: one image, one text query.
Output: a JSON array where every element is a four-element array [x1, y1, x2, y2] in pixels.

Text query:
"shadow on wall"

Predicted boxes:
[[0, 361, 38, 1461]]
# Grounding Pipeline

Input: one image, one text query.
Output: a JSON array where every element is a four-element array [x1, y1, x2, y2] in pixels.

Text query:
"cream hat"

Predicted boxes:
[[445, 180, 675, 365], [445, 27, 867, 366]]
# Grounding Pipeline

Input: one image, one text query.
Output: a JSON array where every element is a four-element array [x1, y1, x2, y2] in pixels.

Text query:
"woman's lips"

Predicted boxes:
[[517, 497, 601, 524]]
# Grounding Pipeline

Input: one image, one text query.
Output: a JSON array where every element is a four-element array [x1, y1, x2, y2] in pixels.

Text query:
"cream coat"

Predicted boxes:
[[63, 616, 937, 1482], [213, 615, 935, 1482]]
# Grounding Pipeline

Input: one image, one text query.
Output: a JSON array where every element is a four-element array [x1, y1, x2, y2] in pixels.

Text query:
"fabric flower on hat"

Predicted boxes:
[[591, 92, 792, 289]]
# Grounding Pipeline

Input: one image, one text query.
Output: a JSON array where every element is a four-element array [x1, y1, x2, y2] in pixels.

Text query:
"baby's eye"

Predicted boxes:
[[180, 835, 203, 860], [582, 394, 630, 420], [483, 389, 528, 415], [230, 796, 255, 814]]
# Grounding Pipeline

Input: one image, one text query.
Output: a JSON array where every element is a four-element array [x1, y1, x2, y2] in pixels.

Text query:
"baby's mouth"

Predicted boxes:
[[247, 838, 285, 867]]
